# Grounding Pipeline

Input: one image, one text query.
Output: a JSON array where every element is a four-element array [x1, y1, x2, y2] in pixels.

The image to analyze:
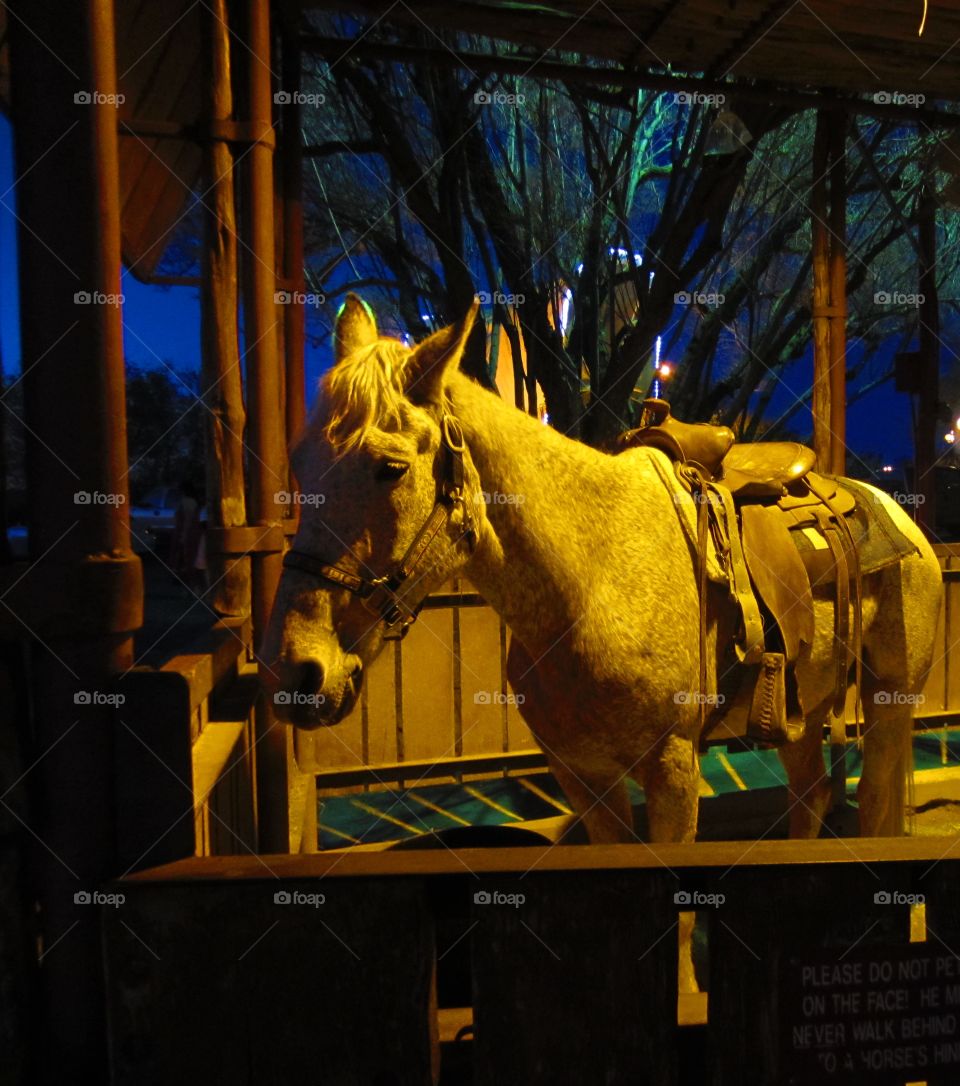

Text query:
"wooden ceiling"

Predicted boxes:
[[306, 1, 960, 102], [2, 1, 958, 279]]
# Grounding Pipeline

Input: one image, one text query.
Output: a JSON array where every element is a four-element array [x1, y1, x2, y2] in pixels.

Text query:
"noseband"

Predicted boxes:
[[281, 414, 478, 640]]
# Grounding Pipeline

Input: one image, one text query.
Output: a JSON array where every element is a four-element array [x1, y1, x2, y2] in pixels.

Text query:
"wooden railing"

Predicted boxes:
[[102, 839, 960, 1085], [115, 616, 263, 869], [298, 550, 960, 800]]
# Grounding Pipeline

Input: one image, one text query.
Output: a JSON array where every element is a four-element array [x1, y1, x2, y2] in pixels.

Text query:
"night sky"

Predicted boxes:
[[0, 113, 921, 469]]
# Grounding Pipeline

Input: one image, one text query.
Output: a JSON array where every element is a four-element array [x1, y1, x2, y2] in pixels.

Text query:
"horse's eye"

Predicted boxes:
[[376, 460, 410, 482]]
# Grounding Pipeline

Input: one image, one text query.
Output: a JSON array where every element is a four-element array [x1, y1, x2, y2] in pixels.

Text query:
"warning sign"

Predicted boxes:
[[782, 943, 960, 1084]]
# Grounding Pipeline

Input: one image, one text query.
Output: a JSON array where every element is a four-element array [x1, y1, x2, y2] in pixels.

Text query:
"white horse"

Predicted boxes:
[[262, 296, 943, 991]]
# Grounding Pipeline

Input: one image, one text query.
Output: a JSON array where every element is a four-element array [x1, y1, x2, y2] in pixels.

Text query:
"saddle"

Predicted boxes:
[[619, 399, 863, 749]]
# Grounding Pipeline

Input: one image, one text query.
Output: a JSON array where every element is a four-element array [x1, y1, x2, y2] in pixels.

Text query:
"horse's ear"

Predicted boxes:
[[404, 298, 480, 404], [334, 294, 378, 364]]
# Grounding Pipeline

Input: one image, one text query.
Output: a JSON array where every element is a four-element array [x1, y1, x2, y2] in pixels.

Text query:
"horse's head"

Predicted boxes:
[[261, 295, 485, 727]]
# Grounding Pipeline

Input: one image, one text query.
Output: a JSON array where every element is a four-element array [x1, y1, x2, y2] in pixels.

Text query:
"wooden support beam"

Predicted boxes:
[[828, 110, 848, 476], [200, 0, 251, 618], [238, 0, 291, 853], [301, 35, 960, 130], [7, 0, 142, 1078], [811, 111, 832, 472], [280, 11, 307, 445], [916, 187, 940, 534]]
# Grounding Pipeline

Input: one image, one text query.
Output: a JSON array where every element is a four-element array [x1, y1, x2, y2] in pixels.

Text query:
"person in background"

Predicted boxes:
[[170, 479, 204, 593]]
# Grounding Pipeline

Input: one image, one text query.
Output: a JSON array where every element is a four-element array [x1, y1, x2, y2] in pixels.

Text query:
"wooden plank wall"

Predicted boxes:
[[296, 582, 536, 787], [102, 842, 960, 1086]]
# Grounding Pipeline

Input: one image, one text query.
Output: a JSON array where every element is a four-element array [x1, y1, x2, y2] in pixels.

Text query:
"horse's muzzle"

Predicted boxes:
[[264, 655, 363, 729]]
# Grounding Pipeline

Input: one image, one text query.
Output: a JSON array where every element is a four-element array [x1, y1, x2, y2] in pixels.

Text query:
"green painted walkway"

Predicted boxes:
[[317, 732, 960, 850]]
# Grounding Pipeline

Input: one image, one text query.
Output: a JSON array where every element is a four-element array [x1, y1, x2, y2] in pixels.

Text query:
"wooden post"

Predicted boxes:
[[200, 0, 251, 618], [8, 0, 142, 1078], [916, 186, 939, 534], [280, 10, 307, 446], [811, 111, 832, 472], [827, 110, 847, 476], [238, 0, 290, 852], [812, 110, 850, 813]]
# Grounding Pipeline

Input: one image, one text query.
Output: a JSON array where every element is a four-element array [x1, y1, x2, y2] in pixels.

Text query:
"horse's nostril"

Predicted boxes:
[[294, 659, 324, 698]]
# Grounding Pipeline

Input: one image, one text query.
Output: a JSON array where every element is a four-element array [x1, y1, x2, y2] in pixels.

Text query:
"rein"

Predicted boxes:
[[282, 414, 477, 640]]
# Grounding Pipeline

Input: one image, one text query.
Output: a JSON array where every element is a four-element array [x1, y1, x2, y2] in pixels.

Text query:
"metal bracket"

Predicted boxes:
[[206, 524, 287, 555]]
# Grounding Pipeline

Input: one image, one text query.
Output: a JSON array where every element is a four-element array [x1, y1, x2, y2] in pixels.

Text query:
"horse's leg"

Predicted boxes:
[[506, 639, 635, 843], [777, 706, 832, 838], [858, 689, 912, 837], [858, 556, 940, 837], [641, 733, 700, 993]]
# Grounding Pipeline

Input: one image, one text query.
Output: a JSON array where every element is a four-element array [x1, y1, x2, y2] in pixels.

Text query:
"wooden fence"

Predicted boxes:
[[102, 838, 960, 1086], [297, 547, 960, 795]]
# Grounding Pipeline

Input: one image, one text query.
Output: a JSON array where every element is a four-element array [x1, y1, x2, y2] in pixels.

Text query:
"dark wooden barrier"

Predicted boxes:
[[101, 839, 960, 1086]]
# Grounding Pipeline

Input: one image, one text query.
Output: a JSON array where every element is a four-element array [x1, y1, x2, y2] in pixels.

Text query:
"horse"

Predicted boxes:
[[261, 295, 944, 992]]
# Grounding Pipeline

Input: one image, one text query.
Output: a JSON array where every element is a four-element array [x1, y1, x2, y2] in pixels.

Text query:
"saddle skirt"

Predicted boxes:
[[622, 404, 921, 747]]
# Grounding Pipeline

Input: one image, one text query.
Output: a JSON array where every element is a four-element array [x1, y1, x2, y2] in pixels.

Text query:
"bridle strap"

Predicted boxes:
[[281, 413, 476, 638]]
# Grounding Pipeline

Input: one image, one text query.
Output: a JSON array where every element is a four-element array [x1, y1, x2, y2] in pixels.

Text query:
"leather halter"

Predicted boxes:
[[281, 414, 477, 640]]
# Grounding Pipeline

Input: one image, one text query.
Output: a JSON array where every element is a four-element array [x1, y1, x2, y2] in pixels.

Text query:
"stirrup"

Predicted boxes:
[[747, 653, 803, 746]]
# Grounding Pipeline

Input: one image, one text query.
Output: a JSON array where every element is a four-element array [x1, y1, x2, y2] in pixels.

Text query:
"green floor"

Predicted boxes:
[[317, 731, 960, 850]]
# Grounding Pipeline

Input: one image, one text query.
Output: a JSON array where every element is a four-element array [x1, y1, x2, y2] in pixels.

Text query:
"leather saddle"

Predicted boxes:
[[619, 399, 862, 749]]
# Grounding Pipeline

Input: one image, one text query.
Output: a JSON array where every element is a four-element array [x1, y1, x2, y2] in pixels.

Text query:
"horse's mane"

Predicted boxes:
[[320, 338, 415, 452]]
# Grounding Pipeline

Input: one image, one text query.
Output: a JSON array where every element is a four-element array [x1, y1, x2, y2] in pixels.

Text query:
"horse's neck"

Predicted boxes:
[[448, 374, 654, 643]]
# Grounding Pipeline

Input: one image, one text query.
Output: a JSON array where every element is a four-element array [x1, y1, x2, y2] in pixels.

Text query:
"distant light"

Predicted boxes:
[[881, 464, 894, 472], [421, 314, 432, 323], [558, 287, 573, 336], [947, 432, 957, 444], [541, 412, 550, 425], [654, 335, 662, 369], [659, 362, 673, 379]]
